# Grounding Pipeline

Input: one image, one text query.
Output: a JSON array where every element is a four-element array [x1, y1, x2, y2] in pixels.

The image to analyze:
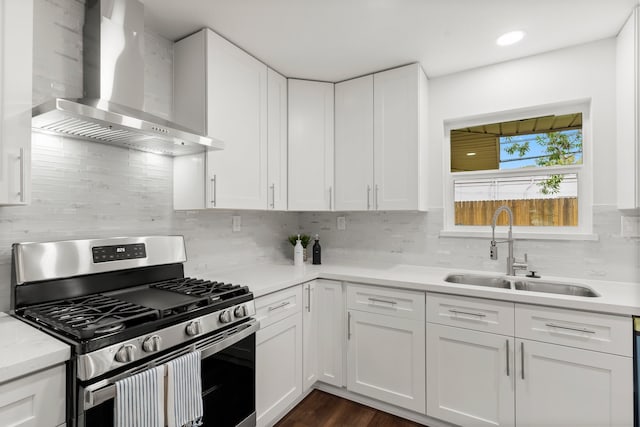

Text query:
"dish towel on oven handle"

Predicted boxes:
[[166, 351, 204, 427], [114, 365, 164, 427]]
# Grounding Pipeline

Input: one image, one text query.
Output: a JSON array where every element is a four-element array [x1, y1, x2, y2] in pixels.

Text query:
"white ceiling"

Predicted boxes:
[[142, 0, 639, 81]]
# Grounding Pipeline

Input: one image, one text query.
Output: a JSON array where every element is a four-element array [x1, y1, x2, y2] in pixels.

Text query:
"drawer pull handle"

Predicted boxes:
[[506, 339, 510, 377], [368, 297, 397, 305], [545, 323, 596, 334], [348, 312, 352, 340], [449, 309, 486, 318], [268, 301, 291, 311]]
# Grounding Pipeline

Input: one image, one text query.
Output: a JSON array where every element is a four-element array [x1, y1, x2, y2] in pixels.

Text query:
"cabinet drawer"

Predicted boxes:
[[255, 285, 303, 329], [427, 293, 514, 336], [347, 283, 425, 320], [515, 304, 631, 356]]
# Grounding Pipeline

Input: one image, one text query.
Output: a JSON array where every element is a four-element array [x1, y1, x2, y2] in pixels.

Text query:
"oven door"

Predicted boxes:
[[78, 320, 258, 427]]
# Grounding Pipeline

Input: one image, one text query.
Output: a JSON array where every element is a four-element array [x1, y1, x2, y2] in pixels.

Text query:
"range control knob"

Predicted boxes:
[[142, 335, 161, 353], [185, 321, 202, 337], [219, 310, 232, 324], [115, 344, 136, 363], [234, 305, 248, 318]]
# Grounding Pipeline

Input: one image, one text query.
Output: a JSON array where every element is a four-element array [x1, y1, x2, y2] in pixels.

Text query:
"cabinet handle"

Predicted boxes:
[[521, 342, 525, 380], [545, 323, 596, 334], [270, 184, 275, 209], [368, 297, 397, 305], [306, 285, 311, 312], [267, 301, 290, 311], [347, 312, 352, 340], [329, 186, 332, 210], [448, 309, 486, 318], [210, 175, 217, 207], [375, 184, 379, 210], [18, 148, 25, 203], [366, 185, 371, 210], [506, 339, 510, 377]]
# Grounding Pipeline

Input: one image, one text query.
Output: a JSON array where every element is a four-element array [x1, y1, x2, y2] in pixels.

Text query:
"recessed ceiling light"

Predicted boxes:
[[496, 30, 525, 46], [466, 152, 476, 156]]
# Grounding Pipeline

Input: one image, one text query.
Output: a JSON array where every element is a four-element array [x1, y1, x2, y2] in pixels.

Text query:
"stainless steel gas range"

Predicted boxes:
[[11, 235, 258, 427]]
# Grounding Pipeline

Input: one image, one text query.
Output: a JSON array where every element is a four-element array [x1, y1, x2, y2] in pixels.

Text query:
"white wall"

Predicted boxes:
[[427, 38, 617, 207]]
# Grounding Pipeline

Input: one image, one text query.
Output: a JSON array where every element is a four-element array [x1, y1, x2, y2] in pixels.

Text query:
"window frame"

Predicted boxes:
[[442, 101, 595, 240]]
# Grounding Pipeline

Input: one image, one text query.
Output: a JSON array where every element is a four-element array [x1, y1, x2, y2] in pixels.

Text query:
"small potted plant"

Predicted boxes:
[[288, 234, 311, 262]]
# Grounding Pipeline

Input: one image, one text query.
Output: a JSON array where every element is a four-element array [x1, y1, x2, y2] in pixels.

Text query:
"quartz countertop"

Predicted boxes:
[[0, 313, 70, 384], [209, 262, 640, 316]]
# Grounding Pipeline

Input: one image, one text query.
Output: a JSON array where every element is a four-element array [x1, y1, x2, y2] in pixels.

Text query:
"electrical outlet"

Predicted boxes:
[[232, 215, 241, 232], [337, 216, 346, 231], [621, 216, 640, 237]]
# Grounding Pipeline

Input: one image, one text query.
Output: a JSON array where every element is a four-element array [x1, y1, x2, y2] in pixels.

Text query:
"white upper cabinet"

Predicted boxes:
[[0, 0, 32, 206], [267, 68, 288, 210], [616, 7, 640, 211], [335, 75, 374, 211], [374, 63, 428, 211], [334, 64, 428, 211], [288, 79, 334, 211], [173, 29, 268, 210]]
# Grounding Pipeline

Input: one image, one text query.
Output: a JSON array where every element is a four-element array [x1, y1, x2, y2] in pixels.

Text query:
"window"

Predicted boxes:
[[444, 104, 593, 238]]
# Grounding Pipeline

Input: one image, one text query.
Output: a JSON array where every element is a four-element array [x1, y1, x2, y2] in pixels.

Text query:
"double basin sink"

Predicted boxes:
[[445, 273, 599, 297]]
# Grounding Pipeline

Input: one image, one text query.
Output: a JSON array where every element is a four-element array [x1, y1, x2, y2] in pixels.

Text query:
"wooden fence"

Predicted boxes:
[[455, 198, 578, 226]]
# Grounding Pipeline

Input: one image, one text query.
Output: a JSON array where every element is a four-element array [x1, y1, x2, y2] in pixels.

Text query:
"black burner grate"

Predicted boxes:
[[23, 294, 159, 340], [151, 277, 247, 302]]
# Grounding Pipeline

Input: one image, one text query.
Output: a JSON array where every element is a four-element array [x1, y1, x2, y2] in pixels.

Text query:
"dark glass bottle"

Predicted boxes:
[[312, 234, 321, 265]]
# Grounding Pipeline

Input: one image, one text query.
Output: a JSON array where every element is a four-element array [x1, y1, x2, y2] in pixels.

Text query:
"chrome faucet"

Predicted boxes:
[[490, 205, 528, 276]]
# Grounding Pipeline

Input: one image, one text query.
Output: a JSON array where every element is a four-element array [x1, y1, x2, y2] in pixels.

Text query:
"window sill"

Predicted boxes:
[[439, 229, 599, 241]]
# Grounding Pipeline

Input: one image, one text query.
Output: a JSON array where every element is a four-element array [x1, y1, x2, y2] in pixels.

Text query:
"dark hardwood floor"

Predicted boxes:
[[274, 390, 427, 427]]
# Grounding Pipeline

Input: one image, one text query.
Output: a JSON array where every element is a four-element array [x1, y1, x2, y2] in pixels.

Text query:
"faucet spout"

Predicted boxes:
[[490, 205, 517, 275]]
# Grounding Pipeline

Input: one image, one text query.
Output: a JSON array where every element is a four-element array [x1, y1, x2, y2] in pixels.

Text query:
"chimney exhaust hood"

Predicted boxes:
[[31, 0, 223, 156]]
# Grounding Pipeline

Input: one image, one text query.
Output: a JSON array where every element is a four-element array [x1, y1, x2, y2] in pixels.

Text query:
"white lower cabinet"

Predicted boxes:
[[516, 338, 632, 427], [316, 280, 345, 387], [347, 285, 426, 414], [302, 281, 317, 391], [0, 364, 66, 427], [427, 323, 515, 427], [256, 287, 303, 427]]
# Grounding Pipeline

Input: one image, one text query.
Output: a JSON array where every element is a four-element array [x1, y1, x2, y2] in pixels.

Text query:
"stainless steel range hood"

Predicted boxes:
[[31, 0, 223, 156]]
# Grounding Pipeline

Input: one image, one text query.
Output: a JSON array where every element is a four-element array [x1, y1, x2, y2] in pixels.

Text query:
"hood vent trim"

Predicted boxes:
[[33, 98, 223, 156]]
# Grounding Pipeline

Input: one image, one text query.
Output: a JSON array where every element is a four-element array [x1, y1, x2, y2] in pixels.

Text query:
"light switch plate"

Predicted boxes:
[[337, 216, 346, 231], [232, 215, 241, 232]]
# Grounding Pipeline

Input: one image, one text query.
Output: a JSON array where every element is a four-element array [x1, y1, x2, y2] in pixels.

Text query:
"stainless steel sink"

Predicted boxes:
[[444, 273, 600, 297], [444, 273, 512, 289], [514, 280, 599, 297]]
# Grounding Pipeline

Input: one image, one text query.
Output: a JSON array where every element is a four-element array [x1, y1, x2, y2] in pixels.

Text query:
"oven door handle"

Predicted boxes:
[[83, 319, 260, 411]]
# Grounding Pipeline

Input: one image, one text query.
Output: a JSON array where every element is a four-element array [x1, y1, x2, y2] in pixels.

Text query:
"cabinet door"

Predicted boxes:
[[205, 29, 268, 210], [516, 338, 633, 427], [335, 75, 374, 211], [0, 364, 65, 427], [302, 281, 317, 391], [0, 0, 32, 206], [426, 323, 515, 427], [256, 312, 303, 427], [288, 79, 334, 211], [616, 8, 640, 210], [316, 279, 344, 387], [267, 68, 288, 210], [347, 310, 425, 413], [373, 64, 423, 211]]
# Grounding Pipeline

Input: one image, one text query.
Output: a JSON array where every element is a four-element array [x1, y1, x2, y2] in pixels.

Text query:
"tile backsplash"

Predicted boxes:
[[299, 209, 640, 283]]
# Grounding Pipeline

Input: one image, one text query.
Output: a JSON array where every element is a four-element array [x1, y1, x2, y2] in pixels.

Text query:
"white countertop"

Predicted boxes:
[[0, 313, 70, 384], [210, 261, 640, 316]]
